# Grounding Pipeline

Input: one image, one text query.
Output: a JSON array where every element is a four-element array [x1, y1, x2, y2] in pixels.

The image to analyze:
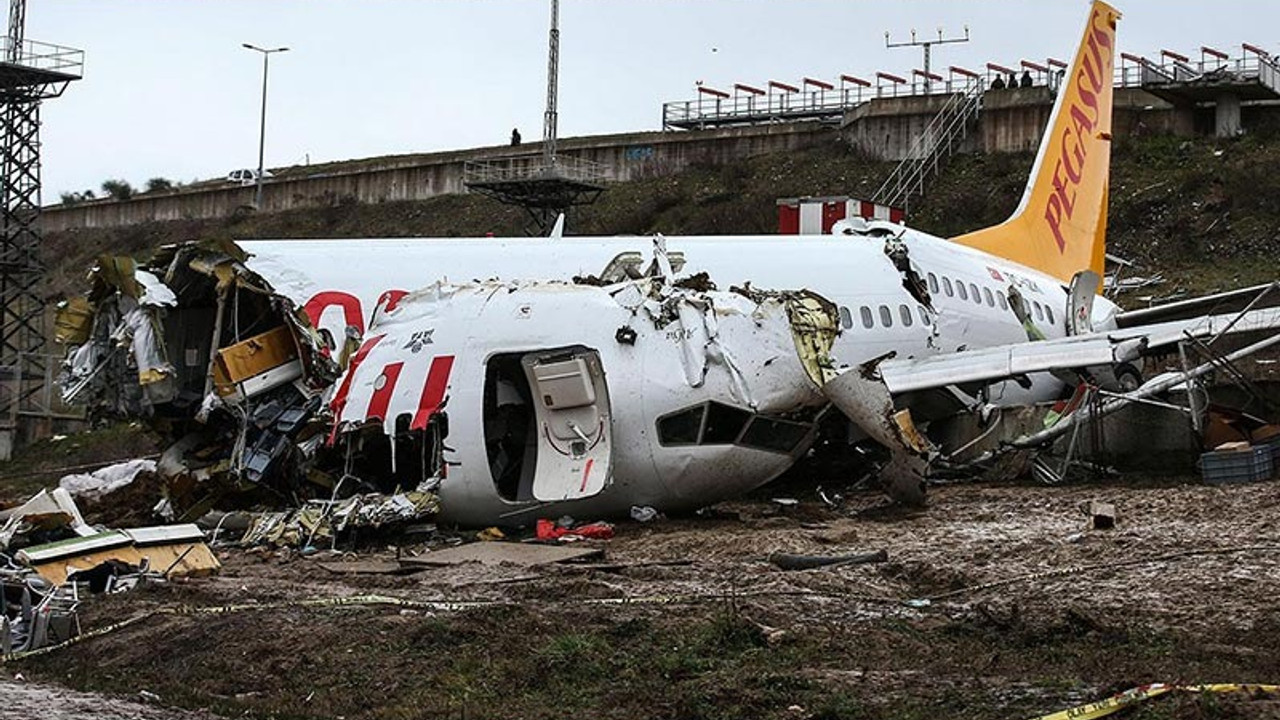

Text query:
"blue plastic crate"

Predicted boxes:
[[1201, 445, 1274, 485]]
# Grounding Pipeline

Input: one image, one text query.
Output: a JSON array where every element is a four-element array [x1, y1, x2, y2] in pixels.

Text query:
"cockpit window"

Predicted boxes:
[[703, 402, 751, 444], [656, 406, 703, 445], [657, 402, 812, 454], [738, 417, 812, 454]]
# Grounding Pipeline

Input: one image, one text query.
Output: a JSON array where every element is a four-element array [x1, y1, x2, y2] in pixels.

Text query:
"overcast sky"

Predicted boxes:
[[32, 1, 1277, 200]]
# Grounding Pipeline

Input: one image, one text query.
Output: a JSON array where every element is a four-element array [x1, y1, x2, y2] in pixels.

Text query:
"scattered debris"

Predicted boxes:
[[17, 524, 220, 586], [235, 489, 440, 549], [1086, 500, 1117, 530], [629, 505, 660, 523], [767, 549, 888, 571], [535, 518, 615, 541], [57, 459, 156, 503], [0, 488, 94, 552], [1, 489, 219, 654]]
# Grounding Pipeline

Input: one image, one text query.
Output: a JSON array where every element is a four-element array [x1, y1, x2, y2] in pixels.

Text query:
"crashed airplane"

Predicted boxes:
[[54, 0, 1280, 526]]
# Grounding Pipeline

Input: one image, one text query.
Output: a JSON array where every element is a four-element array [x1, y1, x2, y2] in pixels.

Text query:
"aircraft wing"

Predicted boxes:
[[879, 306, 1280, 394], [1114, 282, 1279, 328]]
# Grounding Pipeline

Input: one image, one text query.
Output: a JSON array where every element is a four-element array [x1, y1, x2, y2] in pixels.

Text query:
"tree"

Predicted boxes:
[[145, 177, 174, 193], [58, 189, 97, 205], [100, 179, 134, 200]]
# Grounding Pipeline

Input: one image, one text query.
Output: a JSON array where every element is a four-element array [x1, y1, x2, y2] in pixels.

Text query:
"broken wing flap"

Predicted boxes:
[[821, 355, 936, 506]]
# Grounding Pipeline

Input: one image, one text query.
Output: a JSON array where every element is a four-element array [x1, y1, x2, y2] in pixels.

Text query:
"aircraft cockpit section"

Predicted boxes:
[[328, 276, 840, 526]]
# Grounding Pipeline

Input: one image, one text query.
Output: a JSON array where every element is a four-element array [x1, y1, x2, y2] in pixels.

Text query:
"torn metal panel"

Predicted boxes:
[[56, 242, 341, 520], [822, 357, 933, 505], [0, 488, 96, 551], [15, 524, 220, 586], [238, 490, 441, 548]]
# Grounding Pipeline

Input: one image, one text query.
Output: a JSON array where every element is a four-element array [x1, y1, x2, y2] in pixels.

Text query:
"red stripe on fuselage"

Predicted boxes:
[[579, 457, 595, 493], [329, 334, 385, 424], [410, 355, 455, 430], [364, 361, 405, 423]]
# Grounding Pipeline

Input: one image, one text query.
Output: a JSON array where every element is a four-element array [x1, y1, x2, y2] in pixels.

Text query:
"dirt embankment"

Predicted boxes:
[[10, 479, 1280, 720]]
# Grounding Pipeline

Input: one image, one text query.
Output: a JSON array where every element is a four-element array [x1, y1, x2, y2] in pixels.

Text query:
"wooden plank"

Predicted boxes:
[[400, 542, 603, 568]]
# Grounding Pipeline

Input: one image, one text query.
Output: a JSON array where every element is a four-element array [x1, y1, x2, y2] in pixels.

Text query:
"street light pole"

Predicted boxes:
[[242, 43, 288, 210]]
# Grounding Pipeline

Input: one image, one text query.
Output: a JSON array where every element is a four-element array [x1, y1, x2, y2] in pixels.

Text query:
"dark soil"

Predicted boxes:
[[12, 480, 1280, 719]]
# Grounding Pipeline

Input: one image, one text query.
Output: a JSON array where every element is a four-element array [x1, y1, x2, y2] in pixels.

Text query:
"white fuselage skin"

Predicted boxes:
[[242, 227, 1119, 523]]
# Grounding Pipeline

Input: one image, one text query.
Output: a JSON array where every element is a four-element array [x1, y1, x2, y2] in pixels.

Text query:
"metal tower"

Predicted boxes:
[[464, 0, 606, 236], [0, 0, 82, 457]]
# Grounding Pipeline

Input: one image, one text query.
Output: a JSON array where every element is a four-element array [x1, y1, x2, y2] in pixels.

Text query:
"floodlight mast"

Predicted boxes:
[[543, 0, 559, 167], [242, 43, 288, 210]]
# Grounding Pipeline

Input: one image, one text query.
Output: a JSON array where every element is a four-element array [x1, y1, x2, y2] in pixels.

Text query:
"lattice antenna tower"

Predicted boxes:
[[0, 0, 82, 453]]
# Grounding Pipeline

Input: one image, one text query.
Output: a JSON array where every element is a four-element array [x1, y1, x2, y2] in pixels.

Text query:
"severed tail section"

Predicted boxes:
[[952, 1, 1120, 286]]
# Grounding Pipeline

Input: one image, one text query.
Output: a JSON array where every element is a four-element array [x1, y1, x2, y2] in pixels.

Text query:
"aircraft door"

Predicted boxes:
[[1067, 270, 1101, 335], [520, 348, 613, 502]]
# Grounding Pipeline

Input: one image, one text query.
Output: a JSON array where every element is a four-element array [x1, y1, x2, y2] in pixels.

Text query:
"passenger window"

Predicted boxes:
[[899, 304, 913, 326], [657, 406, 704, 446], [879, 305, 893, 327], [702, 402, 751, 445], [997, 291, 1008, 311], [739, 416, 811, 454], [917, 306, 930, 325], [956, 281, 968, 301], [1046, 306, 1055, 325], [860, 306, 874, 329], [838, 306, 853, 330], [927, 273, 939, 294], [1033, 302, 1044, 321], [970, 283, 981, 304], [983, 287, 994, 306], [942, 277, 953, 297]]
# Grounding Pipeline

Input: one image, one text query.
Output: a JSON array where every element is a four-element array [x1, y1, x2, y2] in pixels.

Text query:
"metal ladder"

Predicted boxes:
[[872, 83, 985, 214]]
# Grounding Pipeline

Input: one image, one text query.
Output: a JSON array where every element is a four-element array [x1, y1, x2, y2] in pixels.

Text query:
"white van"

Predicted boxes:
[[226, 168, 272, 185]]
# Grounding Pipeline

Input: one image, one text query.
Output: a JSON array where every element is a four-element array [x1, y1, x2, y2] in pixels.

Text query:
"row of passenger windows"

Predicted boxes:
[[837, 304, 931, 330], [925, 271, 1055, 326]]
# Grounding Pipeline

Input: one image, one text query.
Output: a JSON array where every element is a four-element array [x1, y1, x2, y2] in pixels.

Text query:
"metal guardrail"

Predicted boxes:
[[1114, 55, 1280, 90], [662, 79, 984, 130], [662, 49, 1280, 131], [0, 38, 84, 77], [464, 154, 608, 185]]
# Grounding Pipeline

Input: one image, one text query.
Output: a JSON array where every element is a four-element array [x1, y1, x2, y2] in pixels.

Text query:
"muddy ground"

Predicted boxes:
[[7, 477, 1280, 720]]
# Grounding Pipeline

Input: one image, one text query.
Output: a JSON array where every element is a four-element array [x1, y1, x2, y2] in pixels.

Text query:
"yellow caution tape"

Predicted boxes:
[[1027, 683, 1280, 720]]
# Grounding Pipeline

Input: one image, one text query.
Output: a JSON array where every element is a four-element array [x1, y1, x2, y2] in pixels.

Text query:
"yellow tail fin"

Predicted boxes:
[[953, 1, 1120, 285]]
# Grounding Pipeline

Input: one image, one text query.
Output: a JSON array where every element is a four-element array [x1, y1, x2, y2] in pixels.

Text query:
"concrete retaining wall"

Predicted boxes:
[[41, 123, 834, 232], [43, 86, 1277, 231], [843, 87, 1198, 162]]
